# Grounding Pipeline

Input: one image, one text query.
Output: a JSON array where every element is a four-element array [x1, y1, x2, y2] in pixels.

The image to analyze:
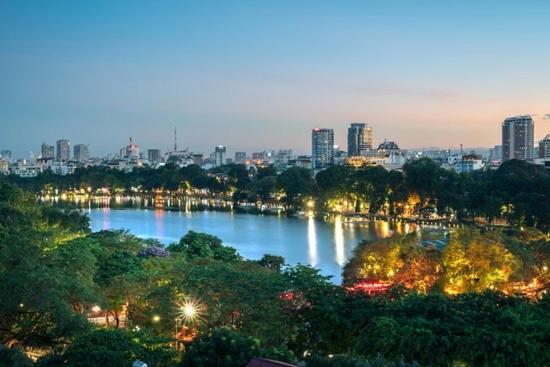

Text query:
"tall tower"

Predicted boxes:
[[214, 146, 226, 167], [73, 144, 90, 162], [56, 139, 71, 161], [347, 123, 373, 156], [174, 126, 178, 151], [41, 143, 55, 160], [502, 116, 534, 161], [312, 128, 334, 170], [539, 134, 550, 159]]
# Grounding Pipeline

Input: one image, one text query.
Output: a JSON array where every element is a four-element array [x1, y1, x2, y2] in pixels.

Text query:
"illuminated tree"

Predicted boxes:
[[442, 229, 519, 294]]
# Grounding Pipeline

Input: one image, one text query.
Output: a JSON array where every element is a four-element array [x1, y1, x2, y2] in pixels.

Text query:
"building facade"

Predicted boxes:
[[41, 143, 55, 160], [214, 146, 226, 167], [73, 144, 90, 162], [312, 128, 334, 170], [347, 123, 373, 156], [56, 139, 71, 161], [539, 134, 550, 159], [148, 149, 162, 163], [502, 116, 534, 161], [234, 152, 247, 164]]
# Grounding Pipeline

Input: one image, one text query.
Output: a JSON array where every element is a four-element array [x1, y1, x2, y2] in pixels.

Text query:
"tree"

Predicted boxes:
[[0, 184, 94, 348], [403, 158, 446, 211], [167, 231, 241, 262], [0, 347, 34, 367], [257, 254, 285, 272], [180, 327, 262, 367], [442, 229, 520, 294], [252, 176, 278, 202], [55, 329, 177, 367], [277, 167, 314, 209]]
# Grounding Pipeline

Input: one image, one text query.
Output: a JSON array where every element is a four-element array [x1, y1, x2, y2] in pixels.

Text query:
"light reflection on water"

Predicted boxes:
[[88, 208, 414, 284], [334, 215, 346, 266], [307, 216, 318, 267]]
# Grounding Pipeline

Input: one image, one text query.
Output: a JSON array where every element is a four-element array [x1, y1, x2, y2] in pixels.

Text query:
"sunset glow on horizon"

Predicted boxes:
[[1, 0, 549, 157]]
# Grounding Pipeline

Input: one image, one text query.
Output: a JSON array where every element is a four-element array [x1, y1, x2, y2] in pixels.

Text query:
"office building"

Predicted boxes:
[[214, 146, 226, 167], [312, 128, 334, 170], [234, 152, 247, 164], [148, 149, 162, 163], [73, 144, 90, 162], [41, 143, 55, 160], [539, 134, 550, 159], [347, 123, 373, 156], [56, 139, 71, 161], [502, 116, 534, 161]]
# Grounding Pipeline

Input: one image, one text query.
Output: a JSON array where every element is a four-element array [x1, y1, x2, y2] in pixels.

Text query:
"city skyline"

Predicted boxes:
[[2, 1, 550, 158]]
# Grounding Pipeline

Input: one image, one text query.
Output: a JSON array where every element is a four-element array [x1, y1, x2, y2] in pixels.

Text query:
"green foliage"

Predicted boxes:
[[343, 233, 441, 292], [257, 254, 286, 272], [0, 183, 94, 348], [180, 327, 262, 367], [277, 167, 314, 208], [56, 328, 177, 367], [352, 292, 550, 367], [167, 230, 242, 262], [1, 181, 550, 367], [442, 229, 519, 293], [0, 347, 34, 367]]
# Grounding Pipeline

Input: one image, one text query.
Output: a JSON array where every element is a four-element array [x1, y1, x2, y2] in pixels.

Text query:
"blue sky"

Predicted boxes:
[[1, 0, 549, 158]]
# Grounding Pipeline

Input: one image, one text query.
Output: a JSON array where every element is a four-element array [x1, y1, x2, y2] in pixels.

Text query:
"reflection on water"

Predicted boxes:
[[88, 208, 416, 283], [307, 216, 318, 266], [334, 215, 346, 266], [155, 209, 164, 240], [374, 220, 392, 238]]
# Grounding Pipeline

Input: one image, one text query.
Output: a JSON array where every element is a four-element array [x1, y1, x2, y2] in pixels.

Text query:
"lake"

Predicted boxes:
[[88, 208, 416, 283]]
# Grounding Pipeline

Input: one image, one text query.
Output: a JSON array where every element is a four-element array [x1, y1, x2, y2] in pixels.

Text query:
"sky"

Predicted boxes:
[[1, 0, 550, 158]]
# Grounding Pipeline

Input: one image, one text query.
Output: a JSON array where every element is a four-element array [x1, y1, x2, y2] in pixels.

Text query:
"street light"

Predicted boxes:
[[178, 299, 203, 324], [174, 297, 204, 349]]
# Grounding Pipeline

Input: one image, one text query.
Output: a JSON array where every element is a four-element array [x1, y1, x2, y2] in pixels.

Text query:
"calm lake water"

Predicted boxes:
[[88, 208, 415, 283]]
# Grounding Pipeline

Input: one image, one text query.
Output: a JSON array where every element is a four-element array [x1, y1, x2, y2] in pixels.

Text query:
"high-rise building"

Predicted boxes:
[[234, 152, 247, 164], [73, 144, 90, 162], [347, 123, 373, 156], [41, 143, 55, 160], [56, 139, 71, 161], [312, 128, 334, 170], [539, 134, 550, 159], [214, 146, 226, 167], [502, 116, 534, 161], [122, 137, 139, 159], [148, 149, 162, 163]]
